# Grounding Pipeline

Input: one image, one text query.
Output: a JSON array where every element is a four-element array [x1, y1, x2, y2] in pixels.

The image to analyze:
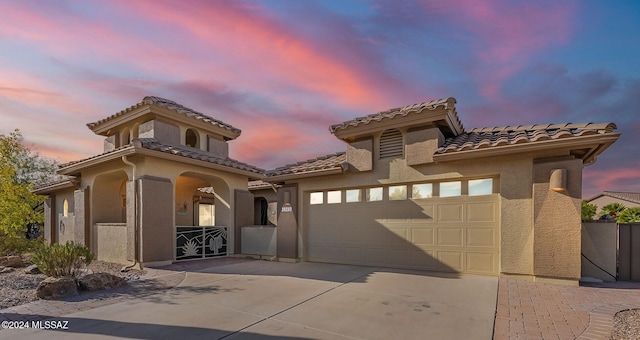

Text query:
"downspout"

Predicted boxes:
[[121, 155, 139, 271]]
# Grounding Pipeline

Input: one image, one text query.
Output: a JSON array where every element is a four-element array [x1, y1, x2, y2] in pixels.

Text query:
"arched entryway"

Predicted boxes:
[[175, 172, 231, 260]]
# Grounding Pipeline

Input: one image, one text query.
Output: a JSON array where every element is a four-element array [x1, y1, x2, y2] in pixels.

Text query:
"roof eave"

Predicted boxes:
[[32, 179, 79, 195], [57, 147, 136, 176], [265, 166, 346, 182], [433, 133, 621, 163]]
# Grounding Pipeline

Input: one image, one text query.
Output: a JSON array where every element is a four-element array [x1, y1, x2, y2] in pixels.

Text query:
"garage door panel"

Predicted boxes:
[[437, 204, 464, 222], [411, 203, 435, 222], [411, 249, 438, 269], [466, 252, 496, 273], [437, 251, 463, 271], [437, 227, 464, 246], [466, 228, 496, 247], [411, 228, 435, 245], [467, 202, 496, 222]]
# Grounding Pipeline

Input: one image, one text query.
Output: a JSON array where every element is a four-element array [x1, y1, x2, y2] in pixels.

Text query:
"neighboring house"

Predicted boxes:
[[35, 96, 620, 284], [586, 191, 640, 211]]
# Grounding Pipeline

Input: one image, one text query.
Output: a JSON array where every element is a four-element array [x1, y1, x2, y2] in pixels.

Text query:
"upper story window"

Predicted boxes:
[[379, 129, 403, 159], [185, 129, 199, 148]]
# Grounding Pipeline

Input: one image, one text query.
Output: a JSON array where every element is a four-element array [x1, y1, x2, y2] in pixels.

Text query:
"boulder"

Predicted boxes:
[[0, 255, 23, 268], [0, 266, 14, 274], [24, 264, 41, 274], [36, 277, 78, 300], [78, 273, 127, 292]]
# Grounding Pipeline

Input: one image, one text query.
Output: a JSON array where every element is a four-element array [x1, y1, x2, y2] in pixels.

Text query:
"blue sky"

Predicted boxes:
[[0, 0, 638, 197]]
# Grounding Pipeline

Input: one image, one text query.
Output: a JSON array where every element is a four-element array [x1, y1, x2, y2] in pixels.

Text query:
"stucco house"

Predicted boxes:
[[586, 191, 640, 210], [35, 96, 620, 284]]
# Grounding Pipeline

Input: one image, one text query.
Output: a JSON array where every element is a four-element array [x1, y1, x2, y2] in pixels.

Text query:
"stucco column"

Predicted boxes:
[[44, 196, 55, 244], [73, 187, 90, 246], [137, 176, 174, 264], [532, 158, 583, 281], [277, 185, 298, 260]]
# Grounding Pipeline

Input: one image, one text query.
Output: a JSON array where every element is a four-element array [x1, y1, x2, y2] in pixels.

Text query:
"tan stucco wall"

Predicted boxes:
[[94, 223, 128, 264], [532, 158, 583, 280]]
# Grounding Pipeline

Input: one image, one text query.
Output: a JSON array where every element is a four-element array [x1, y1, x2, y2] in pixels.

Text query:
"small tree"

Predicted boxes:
[[600, 202, 627, 219], [581, 200, 598, 221], [0, 129, 58, 238], [617, 207, 640, 224]]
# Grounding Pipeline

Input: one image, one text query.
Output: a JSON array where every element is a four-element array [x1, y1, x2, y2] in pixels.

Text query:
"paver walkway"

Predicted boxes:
[[493, 279, 640, 339]]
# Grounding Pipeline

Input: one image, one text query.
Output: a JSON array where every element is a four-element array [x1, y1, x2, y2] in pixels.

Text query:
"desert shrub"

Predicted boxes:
[[0, 234, 43, 256], [31, 241, 94, 278], [618, 207, 640, 223]]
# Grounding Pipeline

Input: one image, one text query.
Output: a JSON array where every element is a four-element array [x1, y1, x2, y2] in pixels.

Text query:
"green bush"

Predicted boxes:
[[31, 241, 94, 278], [600, 203, 626, 219], [0, 234, 43, 256], [618, 207, 640, 223], [581, 200, 598, 221]]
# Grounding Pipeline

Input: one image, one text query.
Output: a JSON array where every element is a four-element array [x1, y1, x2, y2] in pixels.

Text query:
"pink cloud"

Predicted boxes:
[[583, 167, 640, 198]]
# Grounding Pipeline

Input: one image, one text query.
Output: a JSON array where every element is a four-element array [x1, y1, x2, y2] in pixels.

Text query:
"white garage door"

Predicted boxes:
[[305, 187, 499, 275]]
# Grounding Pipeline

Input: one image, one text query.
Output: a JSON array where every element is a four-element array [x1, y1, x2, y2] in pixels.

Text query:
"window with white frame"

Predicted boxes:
[[327, 190, 342, 204], [310, 192, 324, 205], [440, 181, 462, 197], [388, 185, 407, 200], [346, 189, 361, 202], [366, 187, 383, 202], [469, 178, 493, 196], [412, 183, 433, 199]]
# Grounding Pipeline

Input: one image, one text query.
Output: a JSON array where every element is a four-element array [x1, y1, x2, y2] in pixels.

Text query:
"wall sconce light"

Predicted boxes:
[[550, 168, 567, 192]]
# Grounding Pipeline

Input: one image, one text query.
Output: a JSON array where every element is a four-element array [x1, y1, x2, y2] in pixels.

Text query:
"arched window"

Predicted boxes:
[[63, 199, 69, 217], [379, 129, 403, 159], [185, 129, 198, 148], [121, 128, 131, 146]]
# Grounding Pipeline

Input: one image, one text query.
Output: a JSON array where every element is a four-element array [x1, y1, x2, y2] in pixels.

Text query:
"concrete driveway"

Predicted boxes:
[[1, 260, 498, 339]]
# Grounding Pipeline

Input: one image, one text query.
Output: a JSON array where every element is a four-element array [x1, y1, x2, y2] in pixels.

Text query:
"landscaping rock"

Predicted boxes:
[[78, 272, 127, 291], [0, 255, 24, 268], [36, 277, 78, 300], [24, 264, 41, 274], [0, 266, 14, 274]]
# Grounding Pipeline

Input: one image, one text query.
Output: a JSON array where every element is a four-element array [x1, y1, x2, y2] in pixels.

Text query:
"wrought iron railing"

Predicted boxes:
[[176, 226, 228, 260]]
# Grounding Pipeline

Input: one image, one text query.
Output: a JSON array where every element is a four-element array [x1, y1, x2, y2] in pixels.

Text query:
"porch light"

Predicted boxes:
[[549, 168, 567, 192]]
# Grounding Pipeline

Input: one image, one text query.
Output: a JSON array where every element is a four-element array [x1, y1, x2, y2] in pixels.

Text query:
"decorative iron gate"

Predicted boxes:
[[176, 226, 228, 260]]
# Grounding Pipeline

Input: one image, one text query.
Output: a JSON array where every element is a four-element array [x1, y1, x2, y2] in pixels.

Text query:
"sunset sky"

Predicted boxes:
[[1, 0, 638, 198]]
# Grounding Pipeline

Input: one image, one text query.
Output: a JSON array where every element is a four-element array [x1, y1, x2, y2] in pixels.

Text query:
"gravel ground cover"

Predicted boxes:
[[611, 308, 640, 340], [0, 261, 145, 309]]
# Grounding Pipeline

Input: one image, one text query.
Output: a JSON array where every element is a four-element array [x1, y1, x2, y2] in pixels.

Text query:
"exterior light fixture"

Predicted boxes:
[[549, 168, 567, 192]]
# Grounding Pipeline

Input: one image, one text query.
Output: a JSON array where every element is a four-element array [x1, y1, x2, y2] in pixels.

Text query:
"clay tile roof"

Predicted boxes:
[[87, 96, 241, 136], [329, 97, 461, 133], [138, 138, 264, 174], [58, 138, 264, 175], [266, 152, 347, 177], [590, 191, 640, 205], [437, 123, 617, 154]]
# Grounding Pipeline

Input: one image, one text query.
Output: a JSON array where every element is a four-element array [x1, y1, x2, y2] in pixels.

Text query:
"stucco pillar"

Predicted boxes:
[[532, 158, 583, 281], [277, 185, 298, 260], [73, 187, 90, 246], [44, 196, 55, 244], [137, 176, 174, 264], [234, 189, 254, 253], [126, 180, 136, 262]]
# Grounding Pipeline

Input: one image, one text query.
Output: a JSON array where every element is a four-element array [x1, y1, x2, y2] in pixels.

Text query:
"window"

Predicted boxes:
[[366, 187, 383, 202], [469, 178, 493, 196], [379, 129, 403, 159], [310, 192, 324, 205], [346, 189, 361, 203], [186, 129, 198, 148], [388, 185, 407, 200], [198, 203, 215, 226], [440, 181, 461, 197], [412, 183, 433, 199], [327, 190, 341, 204], [63, 199, 69, 217]]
